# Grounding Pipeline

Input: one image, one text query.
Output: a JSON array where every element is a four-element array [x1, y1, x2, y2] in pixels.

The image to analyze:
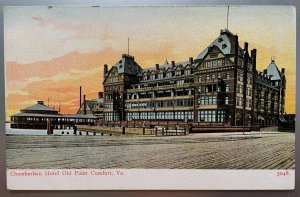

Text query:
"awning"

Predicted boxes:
[[258, 115, 265, 121]]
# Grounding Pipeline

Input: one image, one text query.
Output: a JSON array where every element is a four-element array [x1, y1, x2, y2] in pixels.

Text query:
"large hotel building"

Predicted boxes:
[[102, 29, 286, 127]]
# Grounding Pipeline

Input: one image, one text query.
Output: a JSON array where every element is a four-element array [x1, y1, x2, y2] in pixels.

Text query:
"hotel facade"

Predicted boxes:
[[102, 29, 286, 127]]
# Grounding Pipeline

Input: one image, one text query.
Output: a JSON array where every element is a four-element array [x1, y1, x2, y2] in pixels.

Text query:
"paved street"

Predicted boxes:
[[6, 131, 295, 169]]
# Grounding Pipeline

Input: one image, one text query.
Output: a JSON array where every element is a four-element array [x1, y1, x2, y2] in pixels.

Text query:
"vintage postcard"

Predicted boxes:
[[4, 5, 295, 190]]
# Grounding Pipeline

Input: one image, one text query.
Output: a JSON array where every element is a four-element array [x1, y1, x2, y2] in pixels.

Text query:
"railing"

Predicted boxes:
[[101, 120, 226, 127], [198, 79, 222, 84], [127, 83, 194, 93]]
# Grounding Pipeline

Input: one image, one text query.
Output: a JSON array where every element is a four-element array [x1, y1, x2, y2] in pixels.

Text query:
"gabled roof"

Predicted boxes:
[[195, 29, 238, 60], [195, 33, 231, 60], [21, 103, 58, 112], [77, 99, 103, 115], [112, 54, 142, 75], [267, 60, 282, 81]]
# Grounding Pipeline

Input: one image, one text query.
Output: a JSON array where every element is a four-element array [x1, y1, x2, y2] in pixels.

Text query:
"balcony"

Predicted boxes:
[[198, 78, 222, 85], [127, 83, 194, 93]]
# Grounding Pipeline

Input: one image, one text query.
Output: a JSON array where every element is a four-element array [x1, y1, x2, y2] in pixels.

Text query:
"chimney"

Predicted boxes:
[[251, 49, 257, 63], [189, 57, 193, 65], [171, 61, 175, 67], [98, 91, 103, 99], [83, 94, 87, 115], [79, 86, 82, 108], [104, 64, 108, 76], [231, 35, 239, 62], [155, 64, 159, 70], [244, 42, 248, 52], [281, 68, 285, 74], [37, 101, 44, 105], [122, 54, 134, 60], [263, 69, 267, 74]]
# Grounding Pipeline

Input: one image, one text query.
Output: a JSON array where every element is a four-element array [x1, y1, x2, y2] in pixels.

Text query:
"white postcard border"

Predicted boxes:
[[7, 169, 295, 190]]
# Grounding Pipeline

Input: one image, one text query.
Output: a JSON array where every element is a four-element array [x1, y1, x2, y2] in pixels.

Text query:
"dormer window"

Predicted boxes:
[[218, 38, 223, 43], [119, 65, 122, 69], [222, 44, 227, 49], [175, 71, 181, 76]]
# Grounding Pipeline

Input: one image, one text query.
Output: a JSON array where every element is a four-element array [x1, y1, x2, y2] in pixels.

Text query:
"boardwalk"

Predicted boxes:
[[6, 131, 294, 169]]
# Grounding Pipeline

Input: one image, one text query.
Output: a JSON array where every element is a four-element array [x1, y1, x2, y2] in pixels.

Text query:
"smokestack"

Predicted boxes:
[[171, 61, 175, 67], [79, 86, 82, 108], [189, 57, 193, 65], [155, 64, 159, 70], [244, 42, 248, 52], [83, 94, 87, 115], [104, 64, 108, 76]]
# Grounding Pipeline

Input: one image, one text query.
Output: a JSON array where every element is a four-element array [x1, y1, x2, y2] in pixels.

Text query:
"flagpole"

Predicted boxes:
[[227, 6, 229, 30]]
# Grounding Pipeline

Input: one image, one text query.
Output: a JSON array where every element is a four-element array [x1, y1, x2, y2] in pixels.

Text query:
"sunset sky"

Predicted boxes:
[[4, 6, 296, 119]]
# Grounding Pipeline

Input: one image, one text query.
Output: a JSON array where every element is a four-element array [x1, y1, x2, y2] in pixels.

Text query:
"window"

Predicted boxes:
[[238, 71, 243, 81], [207, 61, 212, 68], [247, 76, 252, 85], [238, 60, 243, 67], [236, 84, 242, 94], [222, 44, 227, 49], [199, 76, 202, 82], [175, 111, 184, 121], [198, 110, 217, 122], [236, 97, 242, 106], [105, 112, 119, 121], [199, 96, 217, 105], [175, 71, 181, 76], [225, 84, 229, 92], [185, 69, 191, 75], [198, 86, 202, 94], [206, 75, 210, 81], [177, 80, 184, 85], [212, 60, 217, 67], [217, 111, 225, 122], [218, 59, 222, 66], [210, 54, 217, 58], [226, 72, 230, 79], [225, 97, 229, 104], [218, 73, 221, 78], [218, 38, 223, 43], [158, 73, 164, 79]]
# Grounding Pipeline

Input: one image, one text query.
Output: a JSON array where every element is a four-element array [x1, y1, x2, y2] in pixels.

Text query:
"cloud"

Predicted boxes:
[[5, 48, 122, 117], [31, 15, 114, 42], [32, 16, 49, 27], [6, 90, 29, 96]]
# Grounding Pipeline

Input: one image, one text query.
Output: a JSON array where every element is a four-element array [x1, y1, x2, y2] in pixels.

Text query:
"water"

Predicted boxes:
[[5, 123, 103, 136]]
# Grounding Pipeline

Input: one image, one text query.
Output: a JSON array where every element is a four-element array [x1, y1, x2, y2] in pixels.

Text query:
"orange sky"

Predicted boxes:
[[4, 6, 296, 119]]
